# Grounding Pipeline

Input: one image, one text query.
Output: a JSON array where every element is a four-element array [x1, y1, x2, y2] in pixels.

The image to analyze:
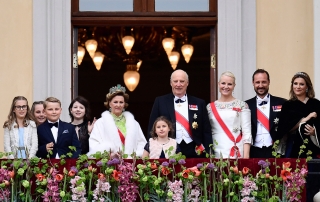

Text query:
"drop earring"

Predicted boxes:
[[109, 108, 112, 112], [306, 88, 308, 93]]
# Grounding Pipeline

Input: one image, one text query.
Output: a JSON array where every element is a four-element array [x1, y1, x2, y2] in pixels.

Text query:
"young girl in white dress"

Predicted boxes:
[[207, 71, 252, 159], [142, 116, 179, 159]]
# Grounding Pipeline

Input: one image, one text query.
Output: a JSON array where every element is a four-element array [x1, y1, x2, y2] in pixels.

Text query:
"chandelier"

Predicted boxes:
[[77, 26, 195, 91]]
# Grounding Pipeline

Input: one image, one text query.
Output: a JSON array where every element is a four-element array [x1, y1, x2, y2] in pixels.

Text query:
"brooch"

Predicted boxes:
[[232, 107, 242, 117], [192, 121, 198, 129], [274, 118, 279, 124], [193, 113, 197, 119]]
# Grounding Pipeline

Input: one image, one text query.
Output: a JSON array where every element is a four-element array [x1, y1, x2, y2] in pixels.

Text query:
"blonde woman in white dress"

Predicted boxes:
[[207, 71, 252, 158]]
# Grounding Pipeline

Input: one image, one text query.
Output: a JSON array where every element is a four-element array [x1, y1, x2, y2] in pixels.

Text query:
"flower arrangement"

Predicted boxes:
[[0, 140, 310, 202]]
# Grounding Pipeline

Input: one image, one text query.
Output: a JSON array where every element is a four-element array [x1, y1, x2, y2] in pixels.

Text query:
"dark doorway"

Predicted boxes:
[[77, 26, 212, 136]]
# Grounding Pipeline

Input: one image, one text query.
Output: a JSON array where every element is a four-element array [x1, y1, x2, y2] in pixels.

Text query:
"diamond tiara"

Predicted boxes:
[[109, 84, 126, 95], [295, 72, 307, 77]]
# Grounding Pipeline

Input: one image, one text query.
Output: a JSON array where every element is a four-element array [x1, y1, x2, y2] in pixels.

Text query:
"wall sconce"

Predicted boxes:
[[181, 44, 194, 63], [162, 38, 175, 56], [122, 36, 135, 54], [78, 46, 85, 65], [123, 64, 140, 91], [169, 51, 180, 70], [93, 52, 104, 71], [85, 39, 98, 58]]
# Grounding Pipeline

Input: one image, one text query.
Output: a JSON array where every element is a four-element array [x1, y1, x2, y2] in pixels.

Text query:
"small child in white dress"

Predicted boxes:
[[142, 116, 180, 159]]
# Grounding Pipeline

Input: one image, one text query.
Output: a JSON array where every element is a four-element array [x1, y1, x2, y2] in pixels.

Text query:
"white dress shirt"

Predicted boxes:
[[174, 95, 193, 144], [48, 120, 60, 159], [255, 94, 273, 148]]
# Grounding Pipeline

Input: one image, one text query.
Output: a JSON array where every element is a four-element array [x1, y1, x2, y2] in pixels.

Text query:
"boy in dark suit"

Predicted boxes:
[[36, 97, 81, 158]]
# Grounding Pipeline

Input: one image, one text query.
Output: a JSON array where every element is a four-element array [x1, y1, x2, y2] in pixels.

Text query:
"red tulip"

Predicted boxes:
[[55, 174, 63, 182], [112, 170, 121, 181], [36, 173, 45, 181]]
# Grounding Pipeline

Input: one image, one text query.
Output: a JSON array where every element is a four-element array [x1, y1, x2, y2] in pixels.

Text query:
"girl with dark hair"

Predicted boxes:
[[277, 72, 320, 158], [3, 96, 38, 158], [69, 96, 96, 154], [142, 116, 179, 159]]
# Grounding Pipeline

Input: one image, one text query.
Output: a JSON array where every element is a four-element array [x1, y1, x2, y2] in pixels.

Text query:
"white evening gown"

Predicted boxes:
[[207, 99, 252, 158]]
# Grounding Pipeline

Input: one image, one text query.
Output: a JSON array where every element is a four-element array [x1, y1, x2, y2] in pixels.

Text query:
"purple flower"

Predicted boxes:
[[112, 158, 120, 165], [96, 161, 103, 167], [83, 162, 89, 168], [196, 163, 203, 169], [258, 160, 270, 168], [161, 161, 169, 167], [169, 158, 176, 164], [70, 166, 78, 174], [178, 159, 186, 165], [207, 163, 215, 170]]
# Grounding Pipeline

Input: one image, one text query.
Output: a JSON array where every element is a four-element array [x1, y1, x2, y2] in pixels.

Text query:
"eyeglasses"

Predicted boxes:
[[15, 105, 28, 110]]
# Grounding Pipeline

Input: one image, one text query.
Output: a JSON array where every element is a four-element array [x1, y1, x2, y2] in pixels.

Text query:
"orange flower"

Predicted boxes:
[[68, 170, 76, 177], [55, 174, 63, 182], [182, 169, 190, 178], [36, 174, 45, 181], [265, 173, 270, 179], [88, 166, 92, 171], [188, 166, 201, 177], [8, 171, 14, 179], [98, 173, 105, 179], [150, 163, 158, 170], [231, 166, 239, 174], [242, 167, 250, 175], [161, 167, 170, 176], [112, 170, 121, 181], [282, 162, 291, 170], [280, 170, 291, 181]]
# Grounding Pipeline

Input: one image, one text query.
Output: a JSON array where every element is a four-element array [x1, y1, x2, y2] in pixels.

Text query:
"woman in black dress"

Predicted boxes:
[[69, 96, 96, 154], [277, 72, 320, 158]]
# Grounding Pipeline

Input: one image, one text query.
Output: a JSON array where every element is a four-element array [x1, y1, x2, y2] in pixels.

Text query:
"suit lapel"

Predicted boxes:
[[269, 95, 276, 130], [44, 121, 55, 143], [251, 97, 258, 127], [187, 96, 196, 135], [57, 121, 63, 144], [166, 94, 176, 123]]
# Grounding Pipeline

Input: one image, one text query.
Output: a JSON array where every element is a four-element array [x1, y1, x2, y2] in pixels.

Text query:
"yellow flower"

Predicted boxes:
[[192, 121, 198, 129]]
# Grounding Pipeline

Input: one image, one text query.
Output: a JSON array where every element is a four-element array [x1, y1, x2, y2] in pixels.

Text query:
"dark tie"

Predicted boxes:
[[175, 99, 185, 103], [258, 101, 268, 106], [49, 122, 58, 128]]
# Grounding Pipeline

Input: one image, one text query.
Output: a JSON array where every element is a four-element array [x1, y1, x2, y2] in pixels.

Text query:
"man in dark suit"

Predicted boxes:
[[245, 69, 286, 158], [148, 70, 212, 158], [37, 97, 81, 158]]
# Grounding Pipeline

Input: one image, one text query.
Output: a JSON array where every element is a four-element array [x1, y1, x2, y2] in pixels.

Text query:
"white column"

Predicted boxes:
[[33, 0, 72, 121], [314, 0, 320, 99], [218, 0, 256, 100]]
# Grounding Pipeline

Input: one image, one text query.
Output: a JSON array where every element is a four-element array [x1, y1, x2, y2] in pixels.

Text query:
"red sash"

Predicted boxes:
[[210, 103, 242, 157], [257, 109, 270, 132], [175, 111, 192, 138], [117, 129, 125, 145]]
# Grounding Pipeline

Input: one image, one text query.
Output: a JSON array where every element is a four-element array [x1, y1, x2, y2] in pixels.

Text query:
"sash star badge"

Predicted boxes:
[[274, 118, 279, 124], [193, 113, 197, 119], [192, 121, 198, 129]]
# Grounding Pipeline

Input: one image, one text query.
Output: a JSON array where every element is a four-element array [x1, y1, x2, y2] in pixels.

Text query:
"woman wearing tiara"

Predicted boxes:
[[87, 84, 147, 158], [276, 72, 320, 158], [207, 71, 252, 159]]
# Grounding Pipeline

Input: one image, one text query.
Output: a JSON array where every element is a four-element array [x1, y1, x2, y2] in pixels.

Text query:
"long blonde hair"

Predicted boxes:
[[3, 96, 33, 129]]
